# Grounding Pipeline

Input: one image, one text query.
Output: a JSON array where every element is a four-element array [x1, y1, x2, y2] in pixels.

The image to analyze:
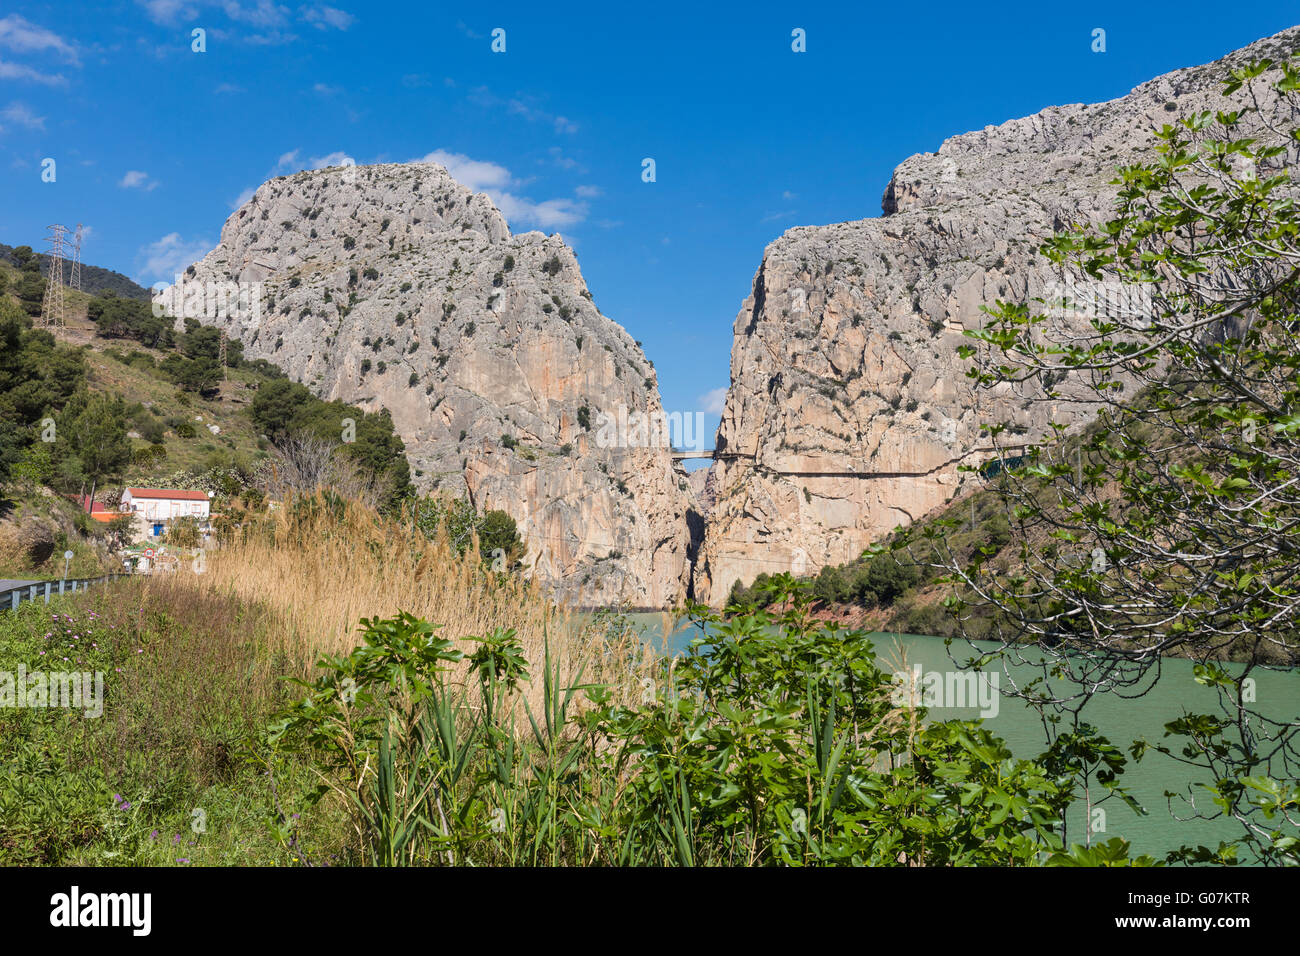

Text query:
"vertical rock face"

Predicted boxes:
[[694, 28, 1300, 605], [161, 161, 691, 607]]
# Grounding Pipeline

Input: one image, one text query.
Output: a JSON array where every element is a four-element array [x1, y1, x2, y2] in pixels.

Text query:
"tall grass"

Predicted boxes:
[[194, 492, 651, 714], [0, 579, 346, 865]]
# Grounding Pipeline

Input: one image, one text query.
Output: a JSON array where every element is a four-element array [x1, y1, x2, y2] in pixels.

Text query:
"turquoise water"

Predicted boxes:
[[625, 613, 1300, 861]]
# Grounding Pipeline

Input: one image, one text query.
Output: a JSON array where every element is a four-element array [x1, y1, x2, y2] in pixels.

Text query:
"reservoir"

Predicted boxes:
[[626, 612, 1300, 862]]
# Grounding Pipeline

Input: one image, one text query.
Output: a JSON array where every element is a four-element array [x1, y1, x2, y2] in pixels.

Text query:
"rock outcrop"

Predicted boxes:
[[694, 27, 1300, 604], [160, 162, 691, 607]]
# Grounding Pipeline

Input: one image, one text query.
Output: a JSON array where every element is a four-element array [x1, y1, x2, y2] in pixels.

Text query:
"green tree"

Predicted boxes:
[[0, 300, 86, 482], [915, 52, 1300, 864], [58, 390, 133, 502], [478, 509, 525, 569]]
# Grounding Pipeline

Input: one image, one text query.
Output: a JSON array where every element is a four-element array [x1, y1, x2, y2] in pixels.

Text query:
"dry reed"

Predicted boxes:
[[178, 493, 652, 714]]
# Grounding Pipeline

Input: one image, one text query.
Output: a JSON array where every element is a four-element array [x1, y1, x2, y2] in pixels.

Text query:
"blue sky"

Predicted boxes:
[[1, 2, 1294, 452]]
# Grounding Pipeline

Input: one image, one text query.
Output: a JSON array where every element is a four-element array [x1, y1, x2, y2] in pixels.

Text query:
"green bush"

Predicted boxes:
[[269, 578, 1114, 866]]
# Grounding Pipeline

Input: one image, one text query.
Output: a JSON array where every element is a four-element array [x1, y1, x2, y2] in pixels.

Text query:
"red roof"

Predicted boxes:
[[126, 487, 209, 501], [75, 495, 118, 514]]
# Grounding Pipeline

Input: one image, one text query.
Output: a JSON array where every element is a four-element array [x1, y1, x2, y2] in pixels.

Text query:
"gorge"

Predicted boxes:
[[160, 26, 1300, 608]]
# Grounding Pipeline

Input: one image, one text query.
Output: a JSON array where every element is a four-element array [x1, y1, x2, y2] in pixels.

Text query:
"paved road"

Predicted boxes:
[[0, 579, 38, 592]]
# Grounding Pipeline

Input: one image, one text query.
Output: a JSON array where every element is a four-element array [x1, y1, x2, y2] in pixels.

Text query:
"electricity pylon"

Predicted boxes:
[[70, 223, 83, 291], [38, 223, 67, 331]]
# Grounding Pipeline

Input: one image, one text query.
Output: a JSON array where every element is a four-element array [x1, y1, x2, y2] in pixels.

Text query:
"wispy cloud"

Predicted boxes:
[[307, 149, 354, 169], [137, 232, 213, 284], [418, 148, 589, 230], [0, 59, 66, 85], [0, 14, 79, 64], [300, 5, 354, 30], [214, 82, 245, 94], [138, 1, 342, 42], [119, 169, 160, 191], [137, 0, 202, 25], [0, 101, 45, 131], [228, 147, 355, 208], [507, 97, 578, 134], [699, 387, 729, 415], [465, 85, 579, 137]]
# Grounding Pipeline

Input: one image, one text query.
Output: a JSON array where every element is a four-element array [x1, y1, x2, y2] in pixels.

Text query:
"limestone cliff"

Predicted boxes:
[[694, 27, 1300, 604], [159, 162, 691, 607]]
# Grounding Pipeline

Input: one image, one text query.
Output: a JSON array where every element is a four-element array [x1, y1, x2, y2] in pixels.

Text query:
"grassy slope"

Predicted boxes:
[[0, 272, 274, 578]]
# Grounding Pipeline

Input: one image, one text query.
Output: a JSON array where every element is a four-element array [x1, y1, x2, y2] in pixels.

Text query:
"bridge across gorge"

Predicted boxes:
[[670, 449, 741, 461], [668, 445, 1028, 471]]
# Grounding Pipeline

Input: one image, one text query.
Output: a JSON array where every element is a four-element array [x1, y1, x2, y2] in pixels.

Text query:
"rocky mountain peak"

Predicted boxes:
[[160, 160, 692, 608]]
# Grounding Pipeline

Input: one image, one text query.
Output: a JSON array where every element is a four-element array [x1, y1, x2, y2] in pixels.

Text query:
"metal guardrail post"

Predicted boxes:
[[9, 591, 17, 611], [44, 582, 51, 604]]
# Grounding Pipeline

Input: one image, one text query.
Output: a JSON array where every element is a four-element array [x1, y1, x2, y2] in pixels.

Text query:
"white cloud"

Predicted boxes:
[[137, 0, 201, 25], [308, 149, 354, 169], [228, 147, 351, 208], [119, 169, 160, 191], [418, 149, 511, 191], [214, 82, 245, 94], [312, 82, 341, 95], [0, 59, 66, 85], [699, 387, 729, 415], [418, 148, 590, 230], [491, 194, 587, 229], [221, 1, 291, 29], [300, 5, 354, 30], [575, 184, 602, 198], [229, 185, 257, 209], [0, 15, 79, 64], [0, 101, 44, 130], [546, 145, 581, 171], [782, 190, 797, 200], [137, 233, 213, 284]]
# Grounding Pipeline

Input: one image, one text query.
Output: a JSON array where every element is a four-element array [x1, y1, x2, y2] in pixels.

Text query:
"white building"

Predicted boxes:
[[119, 487, 211, 541]]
